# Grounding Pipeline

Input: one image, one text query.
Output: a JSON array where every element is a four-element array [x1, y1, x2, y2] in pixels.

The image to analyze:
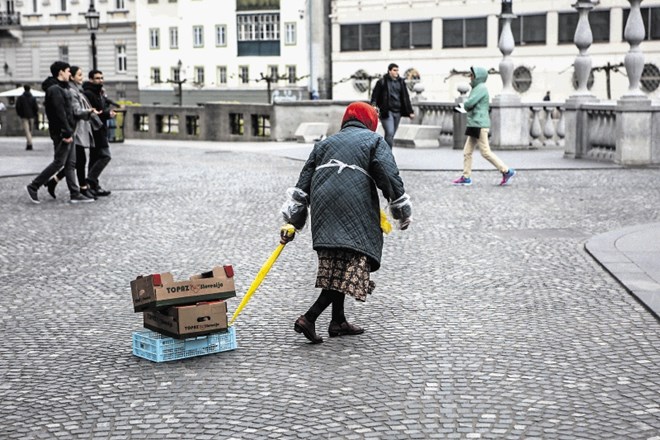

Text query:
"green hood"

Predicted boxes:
[[470, 67, 488, 87]]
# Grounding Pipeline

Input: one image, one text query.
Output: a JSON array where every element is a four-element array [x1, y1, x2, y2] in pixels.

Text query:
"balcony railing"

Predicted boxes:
[[0, 12, 21, 26]]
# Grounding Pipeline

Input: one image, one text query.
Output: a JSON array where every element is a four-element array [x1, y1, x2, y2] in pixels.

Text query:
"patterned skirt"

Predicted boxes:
[[315, 249, 376, 302]]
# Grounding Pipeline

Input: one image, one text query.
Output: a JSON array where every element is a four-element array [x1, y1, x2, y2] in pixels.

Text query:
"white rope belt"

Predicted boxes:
[[315, 159, 374, 183]]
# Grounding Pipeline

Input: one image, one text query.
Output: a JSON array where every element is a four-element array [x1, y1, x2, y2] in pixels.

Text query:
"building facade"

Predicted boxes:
[[0, 0, 138, 102], [331, 0, 660, 102], [135, 0, 332, 105]]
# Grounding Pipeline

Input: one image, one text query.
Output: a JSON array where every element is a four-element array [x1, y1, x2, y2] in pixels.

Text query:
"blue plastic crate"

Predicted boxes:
[[132, 326, 237, 362]]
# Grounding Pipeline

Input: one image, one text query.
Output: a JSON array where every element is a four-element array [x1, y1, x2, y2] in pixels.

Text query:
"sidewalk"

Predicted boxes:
[[2, 136, 657, 317]]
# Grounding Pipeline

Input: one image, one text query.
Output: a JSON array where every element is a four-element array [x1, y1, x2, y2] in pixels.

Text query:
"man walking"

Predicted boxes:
[[370, 63, 415, 148], [16, 85, 39, 151], [26, 61, 94, 204], [83, 69, 115, 197]]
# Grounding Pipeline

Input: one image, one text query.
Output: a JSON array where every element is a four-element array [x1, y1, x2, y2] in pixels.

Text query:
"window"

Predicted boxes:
[[641, 63, 660, 92], [237, 14, 280, 41], [285, 22, 296, 45], [230, 113, 244, 135], [115, 0, 126, 9], [623, 7, 660, 41], [172, 65, 181, 82], [32, 0, 37, 13], [239, 66, 249, 84], [134, 114, 149, 132], [194, 66, 205, 85], [501, 14, 546, 45], [116, 45, 127, 73], [512, 66, 532, 93], [443, 17, 487, 48], [287, 65, 296, 84], [148, 0, 158, 3], [217, 66, 227, 84], [169, 27, 178, 49], [237, 13, 281, 56], [268, 65, 278, 80], [340, 23, 381, 51], [215, 25, 227, 46], [151, 67, 161, 84], [193, 26, 204, 47], [186, 115, 200, 136], [252, 114, 270, 137], [391, 21, 432, 49], [60, 0, 66, 12], [149, 28, 160, 49], [559, 10, 610, 44], [156, 115, 179, 134], [58, 45, 69, 63]]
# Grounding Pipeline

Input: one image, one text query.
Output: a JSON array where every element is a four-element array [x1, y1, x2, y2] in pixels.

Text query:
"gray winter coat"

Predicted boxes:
[[68, 83, 95, 148], [294, 120, 407, 271]]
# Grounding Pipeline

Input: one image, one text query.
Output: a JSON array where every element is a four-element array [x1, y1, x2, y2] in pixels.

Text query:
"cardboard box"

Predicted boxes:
[[143, 300, 228, 339], [131, 265, 236, 312]]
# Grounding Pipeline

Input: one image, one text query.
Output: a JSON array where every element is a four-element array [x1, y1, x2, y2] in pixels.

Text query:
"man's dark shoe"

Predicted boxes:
[[328, 321, 364, 337], [26, 144, 33, 151], [26, 185, 39, 204], [70, 193, 95, 204], [81, 188, 97, 200], [294, 315, 323, 344], [46, 179, 57, 199], [91, 186, 111, 197]]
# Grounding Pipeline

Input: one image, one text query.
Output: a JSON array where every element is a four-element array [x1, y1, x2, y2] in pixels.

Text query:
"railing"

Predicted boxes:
[[583, 104, 617, 162], [528, 103, 565, 148], [0, 12, 21, 26], [415, 101, 455, 146]]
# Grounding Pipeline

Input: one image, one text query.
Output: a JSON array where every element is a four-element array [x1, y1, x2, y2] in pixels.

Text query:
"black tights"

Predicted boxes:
[[304, 289, 346, 324]]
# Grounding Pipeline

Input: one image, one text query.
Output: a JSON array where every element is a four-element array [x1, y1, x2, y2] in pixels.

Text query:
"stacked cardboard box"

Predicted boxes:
[[130, 265, 236, 339]]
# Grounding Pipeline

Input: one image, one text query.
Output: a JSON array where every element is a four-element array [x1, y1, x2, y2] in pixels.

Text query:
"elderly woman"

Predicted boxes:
[[282, 102, 412, 344]]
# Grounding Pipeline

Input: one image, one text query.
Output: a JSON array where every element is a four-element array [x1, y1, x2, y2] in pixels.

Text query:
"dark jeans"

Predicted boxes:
[[380, 111, 402, 148], [87, 145, 111, 188], [56, 144, 87, 187], [31, 138, 79, 195]]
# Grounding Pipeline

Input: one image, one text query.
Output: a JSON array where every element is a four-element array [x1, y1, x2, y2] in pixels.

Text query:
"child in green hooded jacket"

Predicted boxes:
[[452, 66, 516, 186]]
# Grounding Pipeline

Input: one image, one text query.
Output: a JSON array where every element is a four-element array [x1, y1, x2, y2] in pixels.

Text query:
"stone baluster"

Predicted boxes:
[[499, 5, 516, 96], [573, 1, 598, 95], [543, 107, 556, 147], [529, 107, 542, 148], [556, 108, 566, 147], [623, 0, 646, 97]]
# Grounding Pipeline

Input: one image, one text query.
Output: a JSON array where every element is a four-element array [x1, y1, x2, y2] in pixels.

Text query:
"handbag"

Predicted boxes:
[[90, 112, 104, 130]]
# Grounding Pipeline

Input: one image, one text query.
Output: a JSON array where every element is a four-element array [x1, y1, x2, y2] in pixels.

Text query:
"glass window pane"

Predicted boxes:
[[340, 25, 360, 51], [522, 14, 546, 44], [558, 12, 578, 44], [650, 7, 660, 40], [591, 10, 610, 42], [391, 22, 410, 49], [443, 19, 463, 48], [411, 21, 432, 48], [465, 18, 487, 47], [361, 23, 381, 51]]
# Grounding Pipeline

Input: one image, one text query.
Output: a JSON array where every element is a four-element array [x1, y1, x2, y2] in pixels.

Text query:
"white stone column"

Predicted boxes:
[[564, 1, 599, 159], [491, 1, 527, 149], [616, 0, 654, 166]]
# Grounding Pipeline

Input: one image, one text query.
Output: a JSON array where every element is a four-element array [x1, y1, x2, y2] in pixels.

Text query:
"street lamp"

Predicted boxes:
[[167, 60, 186, 106], [84, 0, 100, 70]]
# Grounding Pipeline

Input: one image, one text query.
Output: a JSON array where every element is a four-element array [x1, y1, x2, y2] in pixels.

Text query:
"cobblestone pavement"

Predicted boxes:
[[1, 140, 659, 440]]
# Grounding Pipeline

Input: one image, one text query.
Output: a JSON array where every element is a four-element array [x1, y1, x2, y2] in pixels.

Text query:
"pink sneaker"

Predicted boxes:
[[452, 176, 472, 186]]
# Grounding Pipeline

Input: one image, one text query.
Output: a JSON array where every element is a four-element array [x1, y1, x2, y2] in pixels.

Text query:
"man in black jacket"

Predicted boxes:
[[26, 61, 93, 204], [16, 85, 39, 151], [83, 69, 115, 197], [369, 63, 415, 148]]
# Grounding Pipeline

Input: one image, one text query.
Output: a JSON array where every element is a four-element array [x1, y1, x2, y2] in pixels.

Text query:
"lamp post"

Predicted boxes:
[[167, 60, 186, 106], [84, 0, 100, 70]]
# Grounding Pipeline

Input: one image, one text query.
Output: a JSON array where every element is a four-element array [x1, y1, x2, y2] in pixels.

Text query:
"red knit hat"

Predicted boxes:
[[341, 102, 379, 132]]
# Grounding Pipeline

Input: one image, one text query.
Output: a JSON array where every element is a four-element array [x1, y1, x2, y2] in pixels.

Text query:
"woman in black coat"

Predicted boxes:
[[282, 102, 412, 344]]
